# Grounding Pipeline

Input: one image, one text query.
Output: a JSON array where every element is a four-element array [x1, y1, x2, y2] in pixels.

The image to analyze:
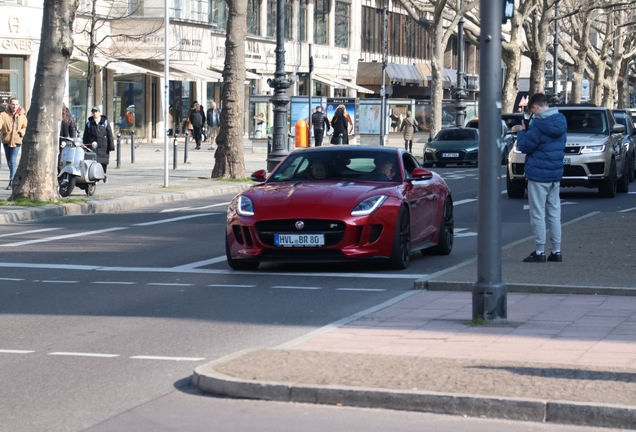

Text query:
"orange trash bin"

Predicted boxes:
[[295, 119, 309, 147]]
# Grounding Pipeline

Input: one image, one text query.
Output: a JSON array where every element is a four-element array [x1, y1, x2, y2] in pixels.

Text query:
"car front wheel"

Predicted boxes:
[[598, 159, 617, 198], [388, 206, 411, 270], [431, 197, 453, 255]]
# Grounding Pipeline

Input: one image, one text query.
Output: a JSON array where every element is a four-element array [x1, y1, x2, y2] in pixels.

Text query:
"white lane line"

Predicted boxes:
[[189, 201, 231, 210], [133, 213, 218, 226], [147, 282, 194, 286], [0, 227, 128, 247], [336, 288, 386, 292], [272, 286, 321, 290], [208, 284, 256, 288], [48, 352, 120, 358], [0, 277, 24, 281], [0, 228, 63, 238], [0, 262, 428, 279], [91, 281, 136, 285], [0, 349, 35, 354], [41, 280, 80, 284], [130, 355, 205, 361], [618, 207, 636, 213], [454, 198, 477, 206], [160, 206, 193, 213], [171, 256, 227, 270]]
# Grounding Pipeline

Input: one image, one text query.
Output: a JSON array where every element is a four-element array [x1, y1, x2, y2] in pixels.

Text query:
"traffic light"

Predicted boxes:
[[502, 0, 514, 24]]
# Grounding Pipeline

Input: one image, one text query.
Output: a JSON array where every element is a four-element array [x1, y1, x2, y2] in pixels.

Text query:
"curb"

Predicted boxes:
[[0, 184, 251, 224], [192, 362, 636, 429], [417, 280, 636, 296]]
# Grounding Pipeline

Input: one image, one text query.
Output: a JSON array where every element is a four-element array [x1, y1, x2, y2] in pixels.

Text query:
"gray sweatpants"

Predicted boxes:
[[527, 180, 562, 253]]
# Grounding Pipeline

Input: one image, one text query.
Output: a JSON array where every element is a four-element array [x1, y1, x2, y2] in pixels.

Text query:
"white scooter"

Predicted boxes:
[[58, 137, 105, 197]]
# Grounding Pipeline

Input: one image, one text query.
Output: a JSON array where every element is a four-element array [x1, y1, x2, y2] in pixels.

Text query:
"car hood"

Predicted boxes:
[[565, 134, 610, 145], [427, 140, 479, 150], [243, 180, 399, 218]]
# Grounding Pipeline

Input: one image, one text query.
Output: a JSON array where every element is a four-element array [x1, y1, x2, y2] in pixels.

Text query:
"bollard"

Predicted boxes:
[[116, 131, 121, 168], [173, 133, 178, 170], [184, 131, 189, 164], [130, 129, 135, 164]]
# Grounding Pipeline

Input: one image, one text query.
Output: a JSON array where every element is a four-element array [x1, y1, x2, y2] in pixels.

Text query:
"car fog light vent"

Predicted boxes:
[[232, 226, 244, 245], [243, 227, 254, 246], [355, 226, 364, 245], [369, 225, 383, 244]]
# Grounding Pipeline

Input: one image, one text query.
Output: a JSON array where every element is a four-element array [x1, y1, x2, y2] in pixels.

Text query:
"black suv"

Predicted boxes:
[[507, 105, 629, 198]]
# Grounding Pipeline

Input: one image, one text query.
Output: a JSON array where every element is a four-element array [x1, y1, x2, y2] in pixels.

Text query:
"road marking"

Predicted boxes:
[[41, 280, 80, 284], [453, 198, 477, 206], [0, 277, 24, 281], [133, 213, 218, 226], [0, 228, 62, 238], [189, 201, 231, 210], [130, 355, 205, 361], [91, 281, 136, 285], [0, 349, 35, 354], [618, 207, 636, 213], [0, 262, 428, 279], [336, 288, 386, 292], [208, 284, 256, 288], [454, 228, 478, 238], [272, 285, 321, 290], [148, 282, 194, 286], [171, 256, 227, 270], [524, 200, 576, 210], [0, 227, 128, 247], [160, 202, 230, 213], [48, 352, 120, 358], [160, 206, 193, 213]]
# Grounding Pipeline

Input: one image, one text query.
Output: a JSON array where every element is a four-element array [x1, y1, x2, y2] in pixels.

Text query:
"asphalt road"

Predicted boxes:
[[1, 165, 634, 431]]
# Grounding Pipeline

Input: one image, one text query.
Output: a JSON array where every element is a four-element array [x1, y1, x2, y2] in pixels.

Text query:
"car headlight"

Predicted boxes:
[[351, 195, 388, 216], [512, 144, 523, 154], [581, 145, 605, 153], [425, 147, 436, 153], [237, 196, 255, 216], [465, 146, 478, 153]]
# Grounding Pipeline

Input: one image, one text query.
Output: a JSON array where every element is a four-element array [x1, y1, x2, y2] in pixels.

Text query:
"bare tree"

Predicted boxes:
[[521, 0, 556, 98], [211, 0, 247, 179], [74, 0, 161, 112], [11, 0, 79, 201]]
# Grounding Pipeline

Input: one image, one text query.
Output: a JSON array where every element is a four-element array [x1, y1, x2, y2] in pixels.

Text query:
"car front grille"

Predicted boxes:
[[255, 219, 346, 247], [563, 166, 587, 177], [564, 146, 581, 155]]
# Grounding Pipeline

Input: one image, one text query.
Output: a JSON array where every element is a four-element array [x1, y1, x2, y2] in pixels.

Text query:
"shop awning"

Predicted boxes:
[[414, 63, 432, 86], [169, 63, 223, 82], [71, 55, 161, 76], [356, 62, 424, 87], [122, 60, 196, 81], [209, 66, 260, 80], [314, 74, 374, 94]]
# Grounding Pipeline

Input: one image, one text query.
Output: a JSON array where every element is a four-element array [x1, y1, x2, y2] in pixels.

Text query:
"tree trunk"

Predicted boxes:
[[11, 0, 78, 201], [212, 0, 247, 179], [430, 17, 445, 139]]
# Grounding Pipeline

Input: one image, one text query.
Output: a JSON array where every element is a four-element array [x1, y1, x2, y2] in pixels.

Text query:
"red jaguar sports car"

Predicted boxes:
[[225, 146, 453, 270]]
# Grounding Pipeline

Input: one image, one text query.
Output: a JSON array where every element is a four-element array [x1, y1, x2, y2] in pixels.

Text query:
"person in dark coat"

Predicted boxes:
[[330, 107, 349, 145], [188, 101, 204, 149], [82, 106, 114, 182], [58, 103, 76, 173], [311, 106, 330, 147]]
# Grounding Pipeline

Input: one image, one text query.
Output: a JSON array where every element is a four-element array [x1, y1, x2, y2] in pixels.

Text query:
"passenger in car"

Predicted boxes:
[[307, 160, 328, 180]]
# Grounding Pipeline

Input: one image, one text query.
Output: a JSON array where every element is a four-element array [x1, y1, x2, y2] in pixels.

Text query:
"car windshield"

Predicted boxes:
[[269, 150, 402, 183], [434, 129, 478, 141], [560, 110, 608, 135]]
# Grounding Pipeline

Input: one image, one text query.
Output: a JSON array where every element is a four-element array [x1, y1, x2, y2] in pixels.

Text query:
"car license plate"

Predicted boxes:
[[563, 158, 571, 165], [441, 153, 459, 158], [275, 234, 325, 247]]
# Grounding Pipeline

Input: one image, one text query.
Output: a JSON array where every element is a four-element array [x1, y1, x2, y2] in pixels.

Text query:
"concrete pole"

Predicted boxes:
[[455, 0, 467, 127], [473, 0, 506, 321], [380, 6, 387, 146], [164, 0, 169, 187], [266, 0, 291, 171], [552, 0, 560, 103]]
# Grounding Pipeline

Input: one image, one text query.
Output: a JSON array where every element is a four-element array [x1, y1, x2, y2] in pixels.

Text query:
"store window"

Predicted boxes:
[[209, 0, 227, 29], [266, 0, 293, 38], [314, 0, 328, 44], [335, 2, 350, 48], [114, 75, 146, 138], [68, 62, 88, 132], [247, 0, 260, 35], [248, 96, 272, 139], [299, 0, 306, 42], [0, 56, 25, 111]]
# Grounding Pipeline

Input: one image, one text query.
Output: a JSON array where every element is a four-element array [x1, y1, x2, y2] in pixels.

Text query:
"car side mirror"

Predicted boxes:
[[613, 124, 626, 134], [428, 137, 432, 143], [250, 169, 267, 182], [411, 167, 433, 181]]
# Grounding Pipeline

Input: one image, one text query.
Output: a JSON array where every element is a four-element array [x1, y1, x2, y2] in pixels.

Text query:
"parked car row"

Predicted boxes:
[[507, 105, 633, 199]]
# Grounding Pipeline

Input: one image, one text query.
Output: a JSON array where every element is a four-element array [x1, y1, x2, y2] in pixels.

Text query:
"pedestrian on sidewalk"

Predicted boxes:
[[58, 103, 76, 173], [515, 93, 567, 263], [206, 101, 220, 150], [330, 107, 349, 144], [188, 102, 204, 150], [311, 105, 329, 147], [400, 111, 418, 153], [83, 106, 114, 183], [0, 97, 28, 190]]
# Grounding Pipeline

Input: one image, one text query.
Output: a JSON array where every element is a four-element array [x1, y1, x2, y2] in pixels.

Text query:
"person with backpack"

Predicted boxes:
[[82, 106, 114, 182], [400, 111, 418, 153]]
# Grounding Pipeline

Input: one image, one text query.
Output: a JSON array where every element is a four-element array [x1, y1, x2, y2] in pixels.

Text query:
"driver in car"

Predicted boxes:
[[373, 156, 394, 179]]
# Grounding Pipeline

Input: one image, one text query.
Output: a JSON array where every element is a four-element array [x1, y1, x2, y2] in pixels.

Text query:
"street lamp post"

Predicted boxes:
[[266, 0, 291, 172], [380, 6, 388, 146], [455, 0, 467, 127]]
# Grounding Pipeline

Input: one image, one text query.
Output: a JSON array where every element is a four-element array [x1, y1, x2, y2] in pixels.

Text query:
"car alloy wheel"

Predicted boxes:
[[389, 206, 411, 270]]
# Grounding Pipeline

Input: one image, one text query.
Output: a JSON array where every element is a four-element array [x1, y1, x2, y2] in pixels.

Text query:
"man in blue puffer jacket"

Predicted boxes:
[[516, 93, 567, 263]]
